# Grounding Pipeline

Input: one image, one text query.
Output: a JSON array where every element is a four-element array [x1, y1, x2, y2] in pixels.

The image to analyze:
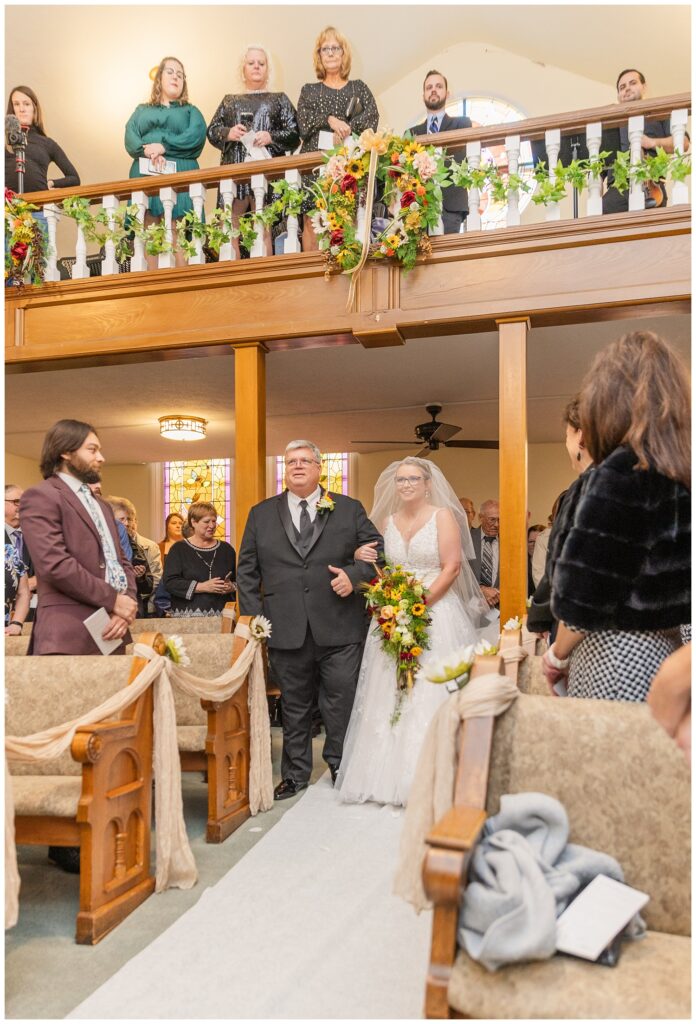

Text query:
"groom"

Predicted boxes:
[[237, 440, 383, 799]]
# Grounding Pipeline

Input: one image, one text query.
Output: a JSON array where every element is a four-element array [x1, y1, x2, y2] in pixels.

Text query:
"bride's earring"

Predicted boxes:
[[425, 490, 430, 498]]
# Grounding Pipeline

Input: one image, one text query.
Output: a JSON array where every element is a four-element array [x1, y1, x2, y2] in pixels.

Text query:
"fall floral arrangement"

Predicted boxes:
[[4, 189, 49, 286], [363, 562, 432, 724]]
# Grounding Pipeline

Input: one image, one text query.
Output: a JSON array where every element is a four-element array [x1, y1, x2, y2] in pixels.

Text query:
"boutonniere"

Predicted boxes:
[[316, 492, 335, 515]]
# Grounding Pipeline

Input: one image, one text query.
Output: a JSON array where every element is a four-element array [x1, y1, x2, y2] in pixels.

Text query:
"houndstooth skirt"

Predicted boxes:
[[567, 628, 683, 702]]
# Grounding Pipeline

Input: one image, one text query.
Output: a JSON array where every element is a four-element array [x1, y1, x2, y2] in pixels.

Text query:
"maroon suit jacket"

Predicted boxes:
[[20, 476, 137, 655]]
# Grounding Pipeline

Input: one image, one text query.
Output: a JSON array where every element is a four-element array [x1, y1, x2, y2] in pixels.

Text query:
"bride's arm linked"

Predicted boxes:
[[426, 508, 461, 606]]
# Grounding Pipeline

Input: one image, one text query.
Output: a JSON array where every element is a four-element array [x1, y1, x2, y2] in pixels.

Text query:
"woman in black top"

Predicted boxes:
[[164, 501, 236, 617], [5, 85, 80, 193], [543, 331, 691, 702], [297, 26, 378, 251], [207, 45, 299, 258]]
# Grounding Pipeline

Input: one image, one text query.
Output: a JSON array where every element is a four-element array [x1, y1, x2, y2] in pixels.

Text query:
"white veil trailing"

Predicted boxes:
[[369, 457, 489, 627]]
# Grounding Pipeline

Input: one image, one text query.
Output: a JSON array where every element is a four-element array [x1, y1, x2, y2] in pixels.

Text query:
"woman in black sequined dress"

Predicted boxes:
[[297, 26, 379, 251], [207, 46, 299, 257]]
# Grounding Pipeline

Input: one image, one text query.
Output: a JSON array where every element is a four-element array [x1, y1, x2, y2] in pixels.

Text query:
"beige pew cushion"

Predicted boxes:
[[448, 931, 691, 1019], [517, 655, 549, 695], [177, 725, 208, 752], [5, 635, 30, 656], [12, 776, 82, 818], [130, 616, 233, 635]]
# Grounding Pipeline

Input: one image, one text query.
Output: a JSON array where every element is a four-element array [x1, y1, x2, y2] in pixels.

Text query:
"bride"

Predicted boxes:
[[335, 457, 489, 807]]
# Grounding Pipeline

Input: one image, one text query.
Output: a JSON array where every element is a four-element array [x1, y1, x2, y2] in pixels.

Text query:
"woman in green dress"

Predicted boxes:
[[125, 56, 207, 268]]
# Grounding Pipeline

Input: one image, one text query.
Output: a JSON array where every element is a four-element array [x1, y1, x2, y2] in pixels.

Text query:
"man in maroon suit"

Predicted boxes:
[[20, 419, 138, 655]]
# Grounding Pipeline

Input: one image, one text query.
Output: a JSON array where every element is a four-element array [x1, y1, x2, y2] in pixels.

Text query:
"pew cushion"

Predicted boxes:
[[448, 931, 691, 1019], [517, 655, 549, 695], [177, 725, 208, 752], [12, 775, 82, 818], [130, 616, 231, 635], [5, 635, 30, 656]]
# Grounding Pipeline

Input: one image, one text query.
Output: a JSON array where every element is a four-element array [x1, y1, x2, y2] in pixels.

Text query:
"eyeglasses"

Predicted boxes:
[[285, 458, 319, 468], [481, 516, 500, 524], [320, 45, 343, 55], [395, 476, 425, 487], [5, 498, 20, 506]]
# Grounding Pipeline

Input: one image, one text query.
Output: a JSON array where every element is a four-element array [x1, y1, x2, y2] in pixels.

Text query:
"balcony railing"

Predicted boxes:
[[13, 93, 691, 284]]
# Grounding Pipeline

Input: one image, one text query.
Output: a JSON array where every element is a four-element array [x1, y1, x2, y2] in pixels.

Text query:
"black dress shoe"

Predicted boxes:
[[48, 845, 81, 874], [273, 778, 308, 801]]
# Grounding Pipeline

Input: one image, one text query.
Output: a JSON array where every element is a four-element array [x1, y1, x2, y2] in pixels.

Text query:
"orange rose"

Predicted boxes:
[[410, 646, 423, 657], [381, 605, 396, 619], [416, 184, 426, 196]]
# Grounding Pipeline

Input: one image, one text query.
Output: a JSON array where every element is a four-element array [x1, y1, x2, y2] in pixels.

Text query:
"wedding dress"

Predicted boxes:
[[336, 510, 479, 807]]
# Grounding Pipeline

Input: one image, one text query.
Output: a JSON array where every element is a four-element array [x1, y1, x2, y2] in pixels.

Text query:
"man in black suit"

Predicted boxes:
[[408, 69, 472, 234], [237, 440, 382, 800], [469, 499, 500, 610]]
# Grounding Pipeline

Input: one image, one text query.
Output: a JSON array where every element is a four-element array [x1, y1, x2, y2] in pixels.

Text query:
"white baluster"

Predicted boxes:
[[544, 128, 562, 221], [73, 218, 89, 279], [627, 115, 645, 211], [101, 194, 119, 275], [429, 146, 444, 235], [42, 203, 60, 282], [283, 169, 301, 254], [465, 140, 481, 231], [218, 179, 236, 261], [159, 187, 176, 268], [505, 134, 521, 226], [670, 108, 690, 206], [585, 121, 603, 217], [250, 173, 268, 258], [188, 183, 206, 265], [130, 190, 147, 272]]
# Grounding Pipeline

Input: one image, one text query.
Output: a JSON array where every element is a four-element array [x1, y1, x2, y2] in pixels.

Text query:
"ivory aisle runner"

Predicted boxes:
[[69, 775, 432, 1020]]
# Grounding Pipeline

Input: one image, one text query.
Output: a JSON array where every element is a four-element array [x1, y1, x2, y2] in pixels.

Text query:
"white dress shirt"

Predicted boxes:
[[57, 472, 119, 583], [287, 486, 322, 533]]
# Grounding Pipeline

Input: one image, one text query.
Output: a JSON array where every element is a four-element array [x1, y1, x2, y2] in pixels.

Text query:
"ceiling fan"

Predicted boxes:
[[351, 404, 499, 457]]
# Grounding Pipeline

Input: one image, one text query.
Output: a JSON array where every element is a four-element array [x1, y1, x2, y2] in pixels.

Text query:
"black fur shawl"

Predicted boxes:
[[548, 446, 690, 632]]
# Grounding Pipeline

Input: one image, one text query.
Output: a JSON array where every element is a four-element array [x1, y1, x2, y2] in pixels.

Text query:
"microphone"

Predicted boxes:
[[5, 114, 25, 149]]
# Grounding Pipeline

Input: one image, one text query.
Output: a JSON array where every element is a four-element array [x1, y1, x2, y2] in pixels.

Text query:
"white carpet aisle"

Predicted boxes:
[[69, 774, 432, 1019]]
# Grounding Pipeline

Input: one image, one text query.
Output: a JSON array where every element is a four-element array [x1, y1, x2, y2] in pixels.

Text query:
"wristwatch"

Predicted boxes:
[[545, 644, 569, 670]]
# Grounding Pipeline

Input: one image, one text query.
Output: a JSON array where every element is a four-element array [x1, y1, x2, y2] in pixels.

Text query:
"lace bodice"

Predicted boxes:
[[384, 511, 441, 586]]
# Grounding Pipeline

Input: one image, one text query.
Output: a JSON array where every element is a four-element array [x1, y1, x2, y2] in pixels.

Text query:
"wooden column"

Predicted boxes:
[[233, 342, 267, 552], [497, 317, 529, 625]]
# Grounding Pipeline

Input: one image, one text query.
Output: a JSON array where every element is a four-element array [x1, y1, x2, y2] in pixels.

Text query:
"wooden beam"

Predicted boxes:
[[497, 317, 529, 624], [233, 343, 266, 553], [353, 325, 405, 348]]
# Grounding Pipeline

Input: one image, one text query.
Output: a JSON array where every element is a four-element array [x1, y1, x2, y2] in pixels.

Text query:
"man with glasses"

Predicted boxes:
[[469, 499, 500, 609], [5, 484, 36, 618], [237, 439, 382, 799]]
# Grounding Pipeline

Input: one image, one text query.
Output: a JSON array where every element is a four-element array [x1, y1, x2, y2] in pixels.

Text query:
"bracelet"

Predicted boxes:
[[545, 644, 569, 670], [9, 620, 24, 631]]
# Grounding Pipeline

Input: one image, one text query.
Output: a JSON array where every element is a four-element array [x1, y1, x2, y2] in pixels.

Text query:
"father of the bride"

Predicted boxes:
[[237, 440, 382, 799]]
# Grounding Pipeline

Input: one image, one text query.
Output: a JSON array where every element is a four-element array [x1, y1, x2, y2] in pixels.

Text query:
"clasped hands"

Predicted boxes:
[[143, 142, 167, 172], [195, 577, 236, 595], [102, 593, 138, 642]]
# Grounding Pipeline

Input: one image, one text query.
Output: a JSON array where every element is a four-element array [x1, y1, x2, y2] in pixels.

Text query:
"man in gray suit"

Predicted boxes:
[[237, 440, 382, 799], [408, 69, 472, 234], [469, 499, 500, 609]]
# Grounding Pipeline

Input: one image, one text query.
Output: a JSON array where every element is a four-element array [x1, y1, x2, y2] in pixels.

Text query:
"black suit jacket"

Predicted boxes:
[[237, 490, 383, 650], [409, 113, 472, 213]]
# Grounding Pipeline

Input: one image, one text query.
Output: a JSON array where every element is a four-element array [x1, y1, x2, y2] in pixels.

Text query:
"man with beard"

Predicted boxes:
[[408, 69, 472, 234], [20, 419, 137, 656]]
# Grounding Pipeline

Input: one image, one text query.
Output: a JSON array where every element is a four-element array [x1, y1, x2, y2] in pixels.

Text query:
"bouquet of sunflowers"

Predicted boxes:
[[363, 562, 432, 724]]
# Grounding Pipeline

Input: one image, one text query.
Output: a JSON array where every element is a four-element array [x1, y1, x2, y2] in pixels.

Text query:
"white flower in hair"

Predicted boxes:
[[165, 634, 190, 666], [249, 615, 272, 640]]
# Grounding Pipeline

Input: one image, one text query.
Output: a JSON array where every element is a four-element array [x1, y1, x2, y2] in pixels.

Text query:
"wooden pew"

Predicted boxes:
[[421, 666, 691, 1018], [6, 634, 163, 944]]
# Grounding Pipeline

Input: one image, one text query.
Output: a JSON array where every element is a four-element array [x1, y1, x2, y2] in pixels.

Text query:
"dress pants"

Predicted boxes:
[[268, 625, 364, 784], [442, 209, 466, 235]]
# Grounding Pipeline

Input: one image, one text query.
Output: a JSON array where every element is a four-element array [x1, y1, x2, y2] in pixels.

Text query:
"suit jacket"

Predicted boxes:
[[237, 490, 382, 650], [409, 113, 472, 213], [20, 476, 137, 655], [469, 526, 501, 589]]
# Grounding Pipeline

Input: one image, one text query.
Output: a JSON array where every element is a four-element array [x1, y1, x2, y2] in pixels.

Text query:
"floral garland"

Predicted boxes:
[[4, 189, 49, 287]]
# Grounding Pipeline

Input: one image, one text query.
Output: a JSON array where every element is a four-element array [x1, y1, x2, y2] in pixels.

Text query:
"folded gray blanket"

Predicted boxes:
[[458, 792, 644, 972]]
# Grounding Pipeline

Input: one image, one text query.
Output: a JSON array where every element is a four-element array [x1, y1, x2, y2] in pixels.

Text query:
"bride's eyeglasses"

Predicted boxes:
[[395, 475, 424, 487]]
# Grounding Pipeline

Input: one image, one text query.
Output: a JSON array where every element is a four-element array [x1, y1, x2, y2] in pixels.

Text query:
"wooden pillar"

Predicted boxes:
[[497, 317, 529, 625], [233, 342, 267, 552]]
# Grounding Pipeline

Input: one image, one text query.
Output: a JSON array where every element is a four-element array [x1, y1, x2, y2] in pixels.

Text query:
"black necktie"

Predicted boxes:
[[481, 535, 495, 588], [299, 499, 312, 548]]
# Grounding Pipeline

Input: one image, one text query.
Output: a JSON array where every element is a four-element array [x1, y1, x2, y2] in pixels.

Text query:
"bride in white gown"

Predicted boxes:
[[336, 457, 489, 807]]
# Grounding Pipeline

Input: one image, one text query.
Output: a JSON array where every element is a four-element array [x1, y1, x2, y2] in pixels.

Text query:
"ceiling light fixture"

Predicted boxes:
[[158, 415, 207, 441]]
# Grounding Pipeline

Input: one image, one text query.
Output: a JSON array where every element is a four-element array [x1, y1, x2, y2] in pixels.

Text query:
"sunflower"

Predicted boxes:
[[404, 141, 424, 157], [412, 603, 426, 617], [346, 158, 365, 178], [405, 210, 421, 230], [326, 212, 341, 230], [315, 197, 327, 210], [386, 233, 402, 249]]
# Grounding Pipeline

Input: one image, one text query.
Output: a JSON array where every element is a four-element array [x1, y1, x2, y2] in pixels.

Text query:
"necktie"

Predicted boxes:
[[299, 499, 312, 549], [12, 528, 24, 565], [79, 484, 128, 593], [481, 535, 495, 588], [428, 115, 440, 134]]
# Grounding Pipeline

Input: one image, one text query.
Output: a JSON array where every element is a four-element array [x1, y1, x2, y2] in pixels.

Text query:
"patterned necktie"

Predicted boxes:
[[12, 528, 24, 565], [79, 484, 128, 593], [428, 115, 440, 134], [299, 499, 312, 550], [481, 535, 495, 588]]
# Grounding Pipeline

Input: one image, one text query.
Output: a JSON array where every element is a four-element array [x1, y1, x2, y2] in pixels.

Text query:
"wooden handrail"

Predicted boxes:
[[20, 92, 690, 207]]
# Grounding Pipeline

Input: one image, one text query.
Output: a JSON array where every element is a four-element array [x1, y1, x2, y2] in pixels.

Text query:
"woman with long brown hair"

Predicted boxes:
[[5, 84, 80, 193], [542, 331, 690, 701]]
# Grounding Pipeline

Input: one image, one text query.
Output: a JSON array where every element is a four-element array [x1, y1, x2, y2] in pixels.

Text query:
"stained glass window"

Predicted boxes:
[[164, 459, 231, 541], [445, 95, 535, 230], [275, 452, 349, 495]]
